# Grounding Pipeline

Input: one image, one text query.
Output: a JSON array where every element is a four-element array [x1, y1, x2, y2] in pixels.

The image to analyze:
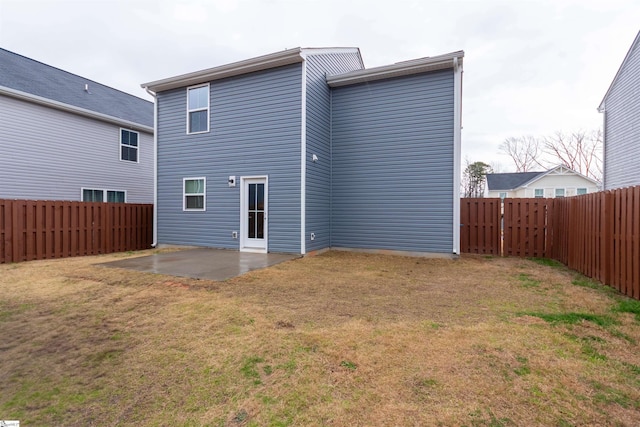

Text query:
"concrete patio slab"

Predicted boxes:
[[98, 248, 299, 281]]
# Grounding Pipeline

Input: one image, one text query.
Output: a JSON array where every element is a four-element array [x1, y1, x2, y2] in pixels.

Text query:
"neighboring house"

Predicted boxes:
[[598, 30, 640, 190], [486, 165, 600, 199], [142, 47, 463, 256], [0, 48, 154, 203]]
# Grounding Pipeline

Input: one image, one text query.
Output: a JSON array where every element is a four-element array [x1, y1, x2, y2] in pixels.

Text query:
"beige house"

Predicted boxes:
[[486, 165, 600, 199]]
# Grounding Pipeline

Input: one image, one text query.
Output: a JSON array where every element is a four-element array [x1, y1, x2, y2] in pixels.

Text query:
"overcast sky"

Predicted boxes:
[[1, 0, 638, 170]]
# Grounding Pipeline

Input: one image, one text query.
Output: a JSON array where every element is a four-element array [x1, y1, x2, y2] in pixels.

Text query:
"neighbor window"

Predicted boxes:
[[555, 188, 565, 198], [187, 84, 209, 134], [184, 178, 205, 211], [499, 192, 507, 199], [82, 189, 126, 203], [120, 129, 139, 162], [534, 188, 544, 198], [577, 188, 587, 195]]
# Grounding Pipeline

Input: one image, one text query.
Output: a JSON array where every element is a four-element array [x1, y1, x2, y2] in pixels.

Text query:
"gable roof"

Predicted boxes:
[[486, 171, 545, 191], [487, 165, 600, 191], [0, 48, 153, 130], [598, 30, 640, 112]]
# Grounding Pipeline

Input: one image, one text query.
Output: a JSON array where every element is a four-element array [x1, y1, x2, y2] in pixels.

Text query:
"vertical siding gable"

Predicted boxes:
[[156, 63, 303, 253], [331, 69, 455, 253], [604, 38, 640, 189], [0, 95, 153, 203], [304, 52, 364, 252]]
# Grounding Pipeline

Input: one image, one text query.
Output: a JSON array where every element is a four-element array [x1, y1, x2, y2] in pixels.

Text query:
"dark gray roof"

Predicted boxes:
[[0, 48, 153, 128], [486, 171, 545, 191]]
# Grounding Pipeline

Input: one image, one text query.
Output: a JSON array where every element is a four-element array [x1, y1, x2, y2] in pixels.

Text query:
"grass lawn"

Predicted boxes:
[[1, 250, 639, 426]]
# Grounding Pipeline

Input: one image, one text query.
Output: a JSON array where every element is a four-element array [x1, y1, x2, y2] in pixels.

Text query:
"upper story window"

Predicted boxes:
[[577, 188, 587, 195], [187, 84, 209, 134], [184, 177, 206, 211], [120, 129, 139, 162], [534, 188, 544, 198], [555, 188, 565, 198]]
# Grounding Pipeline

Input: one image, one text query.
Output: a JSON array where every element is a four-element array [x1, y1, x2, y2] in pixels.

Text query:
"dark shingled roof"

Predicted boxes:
[[486, 171, 545, 191], [0, 48, 153, 128]]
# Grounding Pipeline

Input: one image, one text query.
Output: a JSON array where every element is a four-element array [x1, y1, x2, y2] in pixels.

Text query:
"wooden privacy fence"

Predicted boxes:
[[0, 199, 153, 263], [461, 186, 640, 300]]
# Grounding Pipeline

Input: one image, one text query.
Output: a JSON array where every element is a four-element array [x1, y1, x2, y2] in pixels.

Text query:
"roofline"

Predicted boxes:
[[141, 48, 306, 92], [0, 85, 154, 133], [326, 50, 464, 87], [598, 30, 640, 112], [521, 165, 600, 187], [486, 171, 545, 191]]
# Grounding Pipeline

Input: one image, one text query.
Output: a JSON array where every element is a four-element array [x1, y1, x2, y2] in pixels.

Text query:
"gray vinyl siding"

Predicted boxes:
[[330, 69, 455, 253], [603, 40, 640, 190], [0, 94, 153, 203], [304, 52, 363, 252], [156, 63, 302, 253]]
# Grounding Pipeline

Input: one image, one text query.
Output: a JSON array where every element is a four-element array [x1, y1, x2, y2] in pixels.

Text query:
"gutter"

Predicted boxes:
[[145, 87, 158, 248], [0, 85, 153, 133]]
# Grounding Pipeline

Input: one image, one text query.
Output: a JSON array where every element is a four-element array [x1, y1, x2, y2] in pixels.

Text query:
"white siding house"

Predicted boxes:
[[0, 48, 154, 203], [598, 30, 640, 190], [486, 166, 600, 199]]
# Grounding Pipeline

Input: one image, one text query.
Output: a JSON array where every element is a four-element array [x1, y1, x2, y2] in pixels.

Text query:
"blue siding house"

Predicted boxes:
[[0, 48, 154, 203], [598, 31, 640, 190], [142, 48, 463, 256]]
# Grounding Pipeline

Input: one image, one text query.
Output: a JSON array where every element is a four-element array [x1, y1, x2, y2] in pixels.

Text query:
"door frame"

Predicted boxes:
[[239, 175, 268, 253]]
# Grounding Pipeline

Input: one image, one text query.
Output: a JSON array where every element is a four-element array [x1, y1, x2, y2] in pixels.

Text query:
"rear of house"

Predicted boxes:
[[487, 166, 599, 199], [143, 47, 463, 256], [0, 48, 154, 203], [599, 31, 640, 190]]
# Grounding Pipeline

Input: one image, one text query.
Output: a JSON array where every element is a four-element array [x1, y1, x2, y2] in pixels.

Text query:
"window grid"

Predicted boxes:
[[120, 129, 139, 162], [183, 177, 206, 211], [187, 84, 210, 134]]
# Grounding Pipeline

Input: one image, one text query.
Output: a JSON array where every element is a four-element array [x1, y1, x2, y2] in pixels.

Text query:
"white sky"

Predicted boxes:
[[1, 0, 638, 170]]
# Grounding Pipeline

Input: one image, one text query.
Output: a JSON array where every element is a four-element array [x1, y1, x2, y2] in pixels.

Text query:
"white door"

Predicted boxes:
[[240, 177, 267, 252]]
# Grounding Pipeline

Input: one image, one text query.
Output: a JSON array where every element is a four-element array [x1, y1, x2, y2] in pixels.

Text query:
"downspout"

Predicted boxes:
[[145, 87, 158, 247], [452, 56, 463, 255], [598, 105, 606, 190]]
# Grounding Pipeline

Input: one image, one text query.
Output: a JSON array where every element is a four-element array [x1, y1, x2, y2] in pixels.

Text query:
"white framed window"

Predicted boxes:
[[187, 84, 209, 134], [183, 177, 206, 211], [577, 188, 587, 195], [534, 188, 544, 198], [555, 188, 565, 198], [499, 192, 507, 200], [120, 129, 139, 162], [82, 188, 126, 203]]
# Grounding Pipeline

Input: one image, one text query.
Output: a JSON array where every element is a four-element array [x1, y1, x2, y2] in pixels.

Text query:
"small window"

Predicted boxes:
[[534, 188, 544, 198], [184, 178, 205, 211], [120, 129, 139, 162], [577, 188, 587, 195], [499, 192, 507, 200], [83, 189, 104, 202], [187, 84, 209, 134], [107, 191, 126, 203], [555, 188, 565, 198]]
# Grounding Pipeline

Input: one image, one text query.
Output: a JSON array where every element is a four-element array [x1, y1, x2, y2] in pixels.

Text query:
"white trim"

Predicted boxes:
[[300, 53, 307, 255], [142, 48, 305, 92], [183, 177, 206, 211], [119, 128, 140, 163], [240, 176, 268, 253], [598, 30, 640, 111], [80, 187, 127, 203], [146, 88, 158, 247], [0, 85, 153, 134], [452, 56, 463, 255], [327, 51, 464, 87], [186, 83, 210, 135]]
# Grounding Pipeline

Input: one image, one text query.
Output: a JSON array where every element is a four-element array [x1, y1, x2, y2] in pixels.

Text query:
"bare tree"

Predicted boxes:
[[542, 129, 602, 182], [499, 135, 545, 172]]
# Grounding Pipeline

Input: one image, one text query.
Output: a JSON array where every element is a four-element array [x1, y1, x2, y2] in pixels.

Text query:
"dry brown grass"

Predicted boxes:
[[1, 250, 639, 426]]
